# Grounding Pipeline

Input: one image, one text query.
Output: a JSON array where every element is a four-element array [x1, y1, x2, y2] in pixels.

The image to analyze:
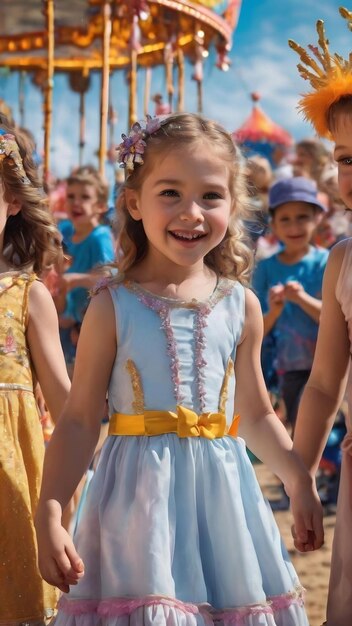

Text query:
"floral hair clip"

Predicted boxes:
[[0, 129, 31, 184], [116, 114, 166, 173]]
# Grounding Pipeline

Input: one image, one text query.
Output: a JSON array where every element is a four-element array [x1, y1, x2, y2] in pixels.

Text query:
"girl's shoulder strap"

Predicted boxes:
[[90, 271, 123, 298], [0, 271, 38, 326], [0, 271, 36, 293], [221, 277, 245, 300], [215, 277, 246, 336], [20, 272, 38, 327]]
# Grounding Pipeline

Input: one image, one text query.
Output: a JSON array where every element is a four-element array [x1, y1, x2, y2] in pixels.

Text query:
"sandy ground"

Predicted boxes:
[[255, 462, 335, 626]]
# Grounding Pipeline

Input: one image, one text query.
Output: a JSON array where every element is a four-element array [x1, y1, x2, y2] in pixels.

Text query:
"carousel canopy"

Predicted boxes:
[[0, 0, 241, 71]]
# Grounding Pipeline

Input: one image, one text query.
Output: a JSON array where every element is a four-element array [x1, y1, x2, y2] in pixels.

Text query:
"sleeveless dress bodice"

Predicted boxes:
[[107, 278, 242, 420], [0, 273, 35, 388]]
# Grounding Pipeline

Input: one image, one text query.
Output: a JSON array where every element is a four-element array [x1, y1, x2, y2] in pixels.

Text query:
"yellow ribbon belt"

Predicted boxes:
[[109, 405, 240, 440]]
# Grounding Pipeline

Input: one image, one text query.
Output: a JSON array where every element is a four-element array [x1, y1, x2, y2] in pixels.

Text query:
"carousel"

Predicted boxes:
[[0, 0, 242, 179]]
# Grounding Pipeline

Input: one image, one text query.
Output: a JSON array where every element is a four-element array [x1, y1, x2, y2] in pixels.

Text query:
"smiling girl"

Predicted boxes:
[[35, 113, 321, 626]]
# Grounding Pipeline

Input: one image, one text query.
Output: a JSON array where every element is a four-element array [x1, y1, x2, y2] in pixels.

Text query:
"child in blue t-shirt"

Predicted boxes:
[[57, 166, 115, 371], [252, 177, 329, 432]]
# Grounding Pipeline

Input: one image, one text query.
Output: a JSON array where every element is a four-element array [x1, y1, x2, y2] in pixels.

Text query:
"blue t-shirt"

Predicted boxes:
[[252, 246, 329, 373], [59, 220, 115, 322]]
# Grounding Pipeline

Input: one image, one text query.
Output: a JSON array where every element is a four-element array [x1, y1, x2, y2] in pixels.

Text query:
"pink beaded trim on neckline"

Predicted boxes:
[[123, 277, 234, 310]]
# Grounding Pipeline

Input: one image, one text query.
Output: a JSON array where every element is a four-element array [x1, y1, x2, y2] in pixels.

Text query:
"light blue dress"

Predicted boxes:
[[54, 278, 308, 626]]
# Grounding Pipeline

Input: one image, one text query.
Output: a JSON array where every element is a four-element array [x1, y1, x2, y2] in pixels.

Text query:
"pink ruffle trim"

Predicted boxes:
[[58, 587, 305, 622], [99, 596, 199, 617], [270, 588, 305, 610], [214, 588, 305, 623], [57, 598, 99, 615]]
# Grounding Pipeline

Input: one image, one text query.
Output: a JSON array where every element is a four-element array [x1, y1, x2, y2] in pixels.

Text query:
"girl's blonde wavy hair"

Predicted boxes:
[[114, 112, 253, 285], [0, 114, 62, 273]]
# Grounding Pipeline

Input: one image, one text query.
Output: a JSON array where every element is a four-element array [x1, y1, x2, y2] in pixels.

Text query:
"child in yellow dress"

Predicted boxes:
[[0, 115, 70, 625]]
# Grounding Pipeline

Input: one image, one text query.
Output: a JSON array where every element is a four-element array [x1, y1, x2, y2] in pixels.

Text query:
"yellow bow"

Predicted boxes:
[[109, 406, 239, 440], [176, 406, 226, 439]]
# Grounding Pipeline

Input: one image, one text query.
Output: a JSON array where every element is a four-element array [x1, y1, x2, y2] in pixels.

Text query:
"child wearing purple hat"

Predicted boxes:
[[252, 176, 328, 443]]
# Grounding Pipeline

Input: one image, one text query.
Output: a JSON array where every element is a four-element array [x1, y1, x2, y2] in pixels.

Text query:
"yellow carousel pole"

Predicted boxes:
[[129, 50, 138, 127], [176, 48, 184, 112], [43, 0, 54, 183], [165, 42, 174, 112], [194, 28, 204, 115], [128, 14, 139, 128], [98, 0, 112, 177]]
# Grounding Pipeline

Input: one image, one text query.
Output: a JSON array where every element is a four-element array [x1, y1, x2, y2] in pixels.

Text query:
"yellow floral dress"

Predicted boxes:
[[0, 272, 57, 625]]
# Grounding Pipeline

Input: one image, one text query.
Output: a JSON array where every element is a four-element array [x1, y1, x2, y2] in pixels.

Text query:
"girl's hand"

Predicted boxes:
[[34, 382, 47, 417], [289, 483, 324, 552], [284, 281, 305, 304], [36, 517, 84, 593], [57, 273, 76, 292]]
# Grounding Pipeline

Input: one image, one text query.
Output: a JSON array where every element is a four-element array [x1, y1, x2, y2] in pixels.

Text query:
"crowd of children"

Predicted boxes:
[[1, 7, 352, 626]]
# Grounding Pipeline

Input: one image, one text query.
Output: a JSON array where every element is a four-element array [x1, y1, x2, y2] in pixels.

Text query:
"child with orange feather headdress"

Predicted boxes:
[[289, 8, 352, 626]]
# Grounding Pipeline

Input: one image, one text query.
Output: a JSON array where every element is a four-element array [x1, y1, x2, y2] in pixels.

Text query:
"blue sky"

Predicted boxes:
[[0, 0, 350, 181]]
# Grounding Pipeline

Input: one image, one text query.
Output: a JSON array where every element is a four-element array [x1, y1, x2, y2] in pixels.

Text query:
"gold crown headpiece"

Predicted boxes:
[[288, 7, 352, 139]]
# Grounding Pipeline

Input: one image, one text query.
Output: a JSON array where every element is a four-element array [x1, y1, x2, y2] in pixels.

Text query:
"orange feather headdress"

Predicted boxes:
[[289, 7, 352, 139]]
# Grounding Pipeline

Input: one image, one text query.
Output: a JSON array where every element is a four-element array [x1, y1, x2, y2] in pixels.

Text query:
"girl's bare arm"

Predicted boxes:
[[235, 288, 324, 550], [27, 280, 71, 422], [35, 288, 116, 591], [293, 241, 350, 475], [38, 288, 116, 513]]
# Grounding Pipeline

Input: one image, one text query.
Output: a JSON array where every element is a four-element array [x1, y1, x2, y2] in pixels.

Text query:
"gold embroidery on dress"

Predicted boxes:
[[218, 357, 234, 414], [125, 359, 145, 414]]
